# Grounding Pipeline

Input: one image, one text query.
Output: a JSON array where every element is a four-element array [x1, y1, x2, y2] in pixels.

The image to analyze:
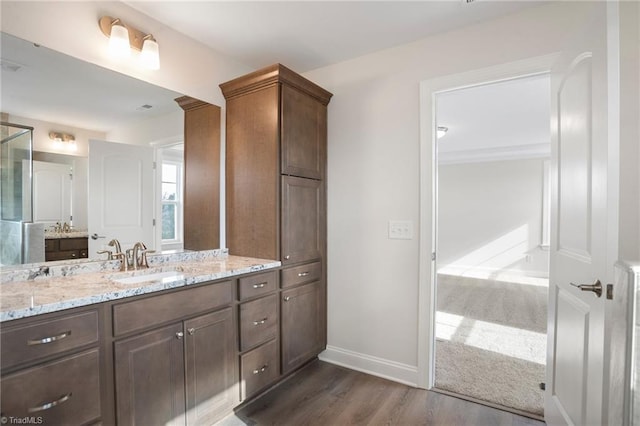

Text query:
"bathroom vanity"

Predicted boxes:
[[0, 252, 322, 425]]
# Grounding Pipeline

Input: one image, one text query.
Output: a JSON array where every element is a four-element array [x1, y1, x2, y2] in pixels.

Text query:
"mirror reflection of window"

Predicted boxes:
[[159, 145, 183, 251]]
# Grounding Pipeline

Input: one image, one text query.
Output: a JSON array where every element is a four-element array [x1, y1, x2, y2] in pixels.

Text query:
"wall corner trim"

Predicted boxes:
[[318, 345, 419, 387]]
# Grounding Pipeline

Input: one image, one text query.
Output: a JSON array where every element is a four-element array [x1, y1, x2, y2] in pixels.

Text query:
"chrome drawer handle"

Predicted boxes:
[[284, 255, 290, 260], [297, 272, 309, 277], [253, 318, 268, 326], [252, 364, 269, 375], [253, 282, 267, 289], [283, 296, 291, 302], [187, 328, 195, 336], [28, 392, 72, 413], [176, 331, 184, 339], [27, 330, 71, 346]]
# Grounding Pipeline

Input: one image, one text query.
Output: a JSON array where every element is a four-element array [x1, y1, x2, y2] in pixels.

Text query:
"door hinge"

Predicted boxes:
[[607, 283, 613, 300], [152, 218, 156, 226], [431, 252, 436, 261], [153, 161, 157, 170]]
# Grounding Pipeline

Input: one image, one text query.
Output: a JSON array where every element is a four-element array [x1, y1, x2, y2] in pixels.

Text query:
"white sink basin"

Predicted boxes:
[[112, 270, 185, 284]]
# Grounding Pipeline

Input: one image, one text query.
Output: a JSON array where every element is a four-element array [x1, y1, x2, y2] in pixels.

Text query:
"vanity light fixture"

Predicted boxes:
[[49, 131, 77, 151], [437, 126, 449, 139], [99, 16, 160, 70]]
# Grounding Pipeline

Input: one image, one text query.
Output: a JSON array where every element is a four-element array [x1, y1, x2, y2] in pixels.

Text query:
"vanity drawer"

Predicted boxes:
[[239, 294, 277, 351], [44, 239, 58, 252], [1, 310, 99, 371], [59, 237, 88, 251], [0, 349, 101, 425], [280, 261, 322, 289], [238, 270, 277, 301], [240, 339, 278, 400], [113, 280, 233, 336]]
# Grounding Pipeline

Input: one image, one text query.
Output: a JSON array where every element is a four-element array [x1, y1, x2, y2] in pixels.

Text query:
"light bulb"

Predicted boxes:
[[140, 37, 160, 70], [109, 22, 130, 58]]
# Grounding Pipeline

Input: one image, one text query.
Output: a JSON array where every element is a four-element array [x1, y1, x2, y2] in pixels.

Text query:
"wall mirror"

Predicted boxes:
[[0, 32, 221, 267]]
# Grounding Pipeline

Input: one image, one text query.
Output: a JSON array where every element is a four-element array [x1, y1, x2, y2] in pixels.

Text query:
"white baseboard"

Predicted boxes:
[[318, 345, 419, 387]]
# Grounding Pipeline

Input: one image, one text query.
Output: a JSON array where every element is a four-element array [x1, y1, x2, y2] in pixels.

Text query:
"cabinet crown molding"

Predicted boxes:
[[175, 95, 218, 112], [220, 63, 333, 105]]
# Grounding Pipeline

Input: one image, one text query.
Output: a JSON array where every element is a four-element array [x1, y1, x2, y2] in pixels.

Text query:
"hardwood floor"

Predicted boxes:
[[220, 360, 545, 426]]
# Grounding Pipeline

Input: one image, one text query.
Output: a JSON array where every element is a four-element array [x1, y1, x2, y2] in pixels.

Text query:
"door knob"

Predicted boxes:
[[570, 280, 602, 298]]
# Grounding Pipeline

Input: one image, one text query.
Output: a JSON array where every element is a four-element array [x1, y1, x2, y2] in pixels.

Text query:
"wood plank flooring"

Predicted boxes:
[[220, 360, 545, 426]]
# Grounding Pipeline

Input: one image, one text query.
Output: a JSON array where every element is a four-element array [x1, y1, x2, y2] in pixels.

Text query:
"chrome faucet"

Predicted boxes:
[[28, 266, 50, 280]]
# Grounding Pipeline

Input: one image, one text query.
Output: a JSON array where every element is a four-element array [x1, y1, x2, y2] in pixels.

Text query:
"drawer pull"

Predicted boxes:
[[252, 318, 268, 326], [252, 282, 267, 289], [187, 328, 195, 336], [252, 364, 269, 375], [284, 296, 291, 302], [297, 271, 310, 277], [176, 331, 184, 339], [27, 330, 71, 346], [28, 392, 72, 413]]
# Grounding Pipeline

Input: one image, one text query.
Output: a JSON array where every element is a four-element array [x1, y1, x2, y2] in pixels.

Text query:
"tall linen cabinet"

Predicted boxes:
[[221, 64, 332, 374]]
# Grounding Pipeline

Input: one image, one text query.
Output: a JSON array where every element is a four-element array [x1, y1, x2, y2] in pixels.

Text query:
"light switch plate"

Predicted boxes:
[[388, 220, 413, 240]]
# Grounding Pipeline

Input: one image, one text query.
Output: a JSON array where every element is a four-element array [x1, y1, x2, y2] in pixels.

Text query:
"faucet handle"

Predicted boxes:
[[112, 252, 128, 271], [96, 249, 113, 260], [139, 249, 155, 269]]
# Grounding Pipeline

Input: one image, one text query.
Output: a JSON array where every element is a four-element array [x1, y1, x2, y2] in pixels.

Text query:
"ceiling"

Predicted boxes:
[[437, 74, 550, 164], [1, 32, 182, 132], [127, 1, 543, 73], [1, 1, 550, 150]]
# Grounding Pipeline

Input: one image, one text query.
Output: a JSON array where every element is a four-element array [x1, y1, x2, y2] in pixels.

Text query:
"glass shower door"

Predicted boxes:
[[0, 122, 36, 265]]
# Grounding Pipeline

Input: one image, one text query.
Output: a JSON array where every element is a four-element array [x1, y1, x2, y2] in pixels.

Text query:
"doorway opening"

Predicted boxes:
[[432, 74, 550, 418]]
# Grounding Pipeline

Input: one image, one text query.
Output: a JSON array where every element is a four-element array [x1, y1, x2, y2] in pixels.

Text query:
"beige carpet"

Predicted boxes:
[[434, 274, 547, 417]]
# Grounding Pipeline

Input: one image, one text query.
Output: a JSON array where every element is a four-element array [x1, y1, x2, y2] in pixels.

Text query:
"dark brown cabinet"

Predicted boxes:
[[281, 281, 323, 374], [281, 176, 324, 265], [45, 237, 88, 261], [176, 96, 221, 251], [115, 323, 186, 426], [236, 271, 280, 401], [0, 307, 102, 425], [222, 64, 331, 377], [184, 308, 237, 426], [113, 283, 237, 426], [281, 84, 326, 180]]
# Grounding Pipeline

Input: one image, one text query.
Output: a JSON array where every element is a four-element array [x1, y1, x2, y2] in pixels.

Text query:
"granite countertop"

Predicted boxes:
[[0, 251, 280, 322], [44, 230, 89, 239]]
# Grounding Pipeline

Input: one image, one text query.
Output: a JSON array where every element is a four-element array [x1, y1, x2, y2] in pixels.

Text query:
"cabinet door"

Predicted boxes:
[[281, 176, 323, 265], [281, 84, 326, 180], [115, 323, 185, 426], [281, 281, 323, 374], [184, 308, 237, 426]]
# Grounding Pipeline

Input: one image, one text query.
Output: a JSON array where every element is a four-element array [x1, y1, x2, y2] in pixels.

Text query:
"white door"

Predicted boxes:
[[88, 140, 155, 258], [545, 3, 619, 425], [32, 161, 72, 224]]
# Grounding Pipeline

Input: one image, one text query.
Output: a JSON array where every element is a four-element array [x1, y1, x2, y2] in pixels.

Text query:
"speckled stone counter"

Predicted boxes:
[[0, 251, 280, 322], [44, 230, 89, 239]]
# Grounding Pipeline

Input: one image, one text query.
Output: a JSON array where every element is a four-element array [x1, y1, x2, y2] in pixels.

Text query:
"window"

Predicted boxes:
[[161, 160, 182, 246]]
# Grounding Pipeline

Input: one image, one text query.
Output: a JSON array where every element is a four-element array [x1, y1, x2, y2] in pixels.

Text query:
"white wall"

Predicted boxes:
[[9, 115, 106, 158], [437, 158, 549, 279], [619, 1, 640, 261], [304, 2, 594, 381], [106, 109, 183, 146]]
